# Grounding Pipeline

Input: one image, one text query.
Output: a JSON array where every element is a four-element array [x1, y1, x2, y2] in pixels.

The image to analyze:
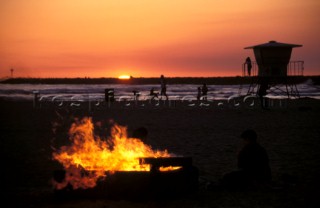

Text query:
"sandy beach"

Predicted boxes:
[[1, 98, 320, 208]]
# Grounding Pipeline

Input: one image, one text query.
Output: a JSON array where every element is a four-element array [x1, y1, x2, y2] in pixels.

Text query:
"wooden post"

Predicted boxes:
[[33, 91, 39, 108]]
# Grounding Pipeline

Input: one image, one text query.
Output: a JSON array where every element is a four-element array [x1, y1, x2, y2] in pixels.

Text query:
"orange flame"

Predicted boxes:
[[52, 117, 176, 189]]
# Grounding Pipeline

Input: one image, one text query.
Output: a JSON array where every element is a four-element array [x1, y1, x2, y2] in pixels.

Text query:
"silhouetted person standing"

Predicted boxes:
[[201, 83, 208, 100], [160, 75, 168, 100], [222, 129, 271, 190], [197, 87, 202, 101], [245, 57, 252, 76]]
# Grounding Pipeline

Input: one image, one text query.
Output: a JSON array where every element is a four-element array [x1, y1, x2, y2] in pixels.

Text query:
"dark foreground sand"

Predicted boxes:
[[1, 98, 320, 208]]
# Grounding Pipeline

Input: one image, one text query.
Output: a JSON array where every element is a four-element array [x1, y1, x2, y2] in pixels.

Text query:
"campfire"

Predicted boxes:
[[52, 117, 198, 199]]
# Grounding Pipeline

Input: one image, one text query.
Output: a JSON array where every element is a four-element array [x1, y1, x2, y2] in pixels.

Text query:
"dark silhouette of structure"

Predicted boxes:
[[241, 40, 303, 99], [105, 88, 115, 102], [258, 78, 270, 109]]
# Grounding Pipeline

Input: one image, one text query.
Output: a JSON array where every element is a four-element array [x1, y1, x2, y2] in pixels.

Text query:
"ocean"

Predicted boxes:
[[0, 81, 319, 101]]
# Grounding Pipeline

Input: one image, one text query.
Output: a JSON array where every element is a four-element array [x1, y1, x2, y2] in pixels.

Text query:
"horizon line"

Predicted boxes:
[[2, 75, 320, 80]]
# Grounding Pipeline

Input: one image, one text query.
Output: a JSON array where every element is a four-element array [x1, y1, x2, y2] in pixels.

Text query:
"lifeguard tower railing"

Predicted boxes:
[[242, 61, 304, 77]]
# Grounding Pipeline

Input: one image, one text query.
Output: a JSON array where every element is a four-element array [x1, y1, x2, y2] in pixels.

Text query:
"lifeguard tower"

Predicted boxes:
[[241, 40, 304, 98]]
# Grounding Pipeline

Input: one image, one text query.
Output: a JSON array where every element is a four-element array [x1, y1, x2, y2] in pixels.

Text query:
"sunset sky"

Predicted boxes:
[[0, 0, 319, 78]]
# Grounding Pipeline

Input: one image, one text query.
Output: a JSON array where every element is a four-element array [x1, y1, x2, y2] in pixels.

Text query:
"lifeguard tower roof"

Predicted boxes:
[[244, 40, 302, 49]]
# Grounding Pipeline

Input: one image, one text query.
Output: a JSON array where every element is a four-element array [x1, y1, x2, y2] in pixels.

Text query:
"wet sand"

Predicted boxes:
[[1, 98, 320, 207]]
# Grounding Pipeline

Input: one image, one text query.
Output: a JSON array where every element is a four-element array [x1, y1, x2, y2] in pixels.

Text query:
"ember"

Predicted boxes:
[[52, 117, 180, 190]]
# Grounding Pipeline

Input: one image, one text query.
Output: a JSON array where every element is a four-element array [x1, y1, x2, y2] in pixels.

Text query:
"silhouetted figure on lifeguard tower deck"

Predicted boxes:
[[245, 57, 252, 76]]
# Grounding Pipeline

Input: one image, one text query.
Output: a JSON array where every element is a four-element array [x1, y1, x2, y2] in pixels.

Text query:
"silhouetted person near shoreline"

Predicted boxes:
[[201, 83, 208, 100], [160, 75, 168, 100], [197, 87, 202, 101], [221, 129, 272, 190], [150, 88, 158, 100]]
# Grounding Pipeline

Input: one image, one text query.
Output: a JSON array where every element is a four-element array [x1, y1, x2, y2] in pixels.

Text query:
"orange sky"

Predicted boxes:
[[0, 0, 319, 78]]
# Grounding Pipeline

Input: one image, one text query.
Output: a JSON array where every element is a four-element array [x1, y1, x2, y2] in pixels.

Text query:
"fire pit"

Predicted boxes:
[[53, 157, 198, 199], [51, 117, 199, 199]]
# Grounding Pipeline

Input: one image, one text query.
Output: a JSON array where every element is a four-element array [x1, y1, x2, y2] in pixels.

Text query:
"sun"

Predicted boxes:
[[118, 75, 131, 80]]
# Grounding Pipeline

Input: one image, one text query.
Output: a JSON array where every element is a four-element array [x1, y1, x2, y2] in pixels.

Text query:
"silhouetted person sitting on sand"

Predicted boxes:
[[149, 88, 158, 100], [221, 129, 272, 190], [132, 127, 148, 144]]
